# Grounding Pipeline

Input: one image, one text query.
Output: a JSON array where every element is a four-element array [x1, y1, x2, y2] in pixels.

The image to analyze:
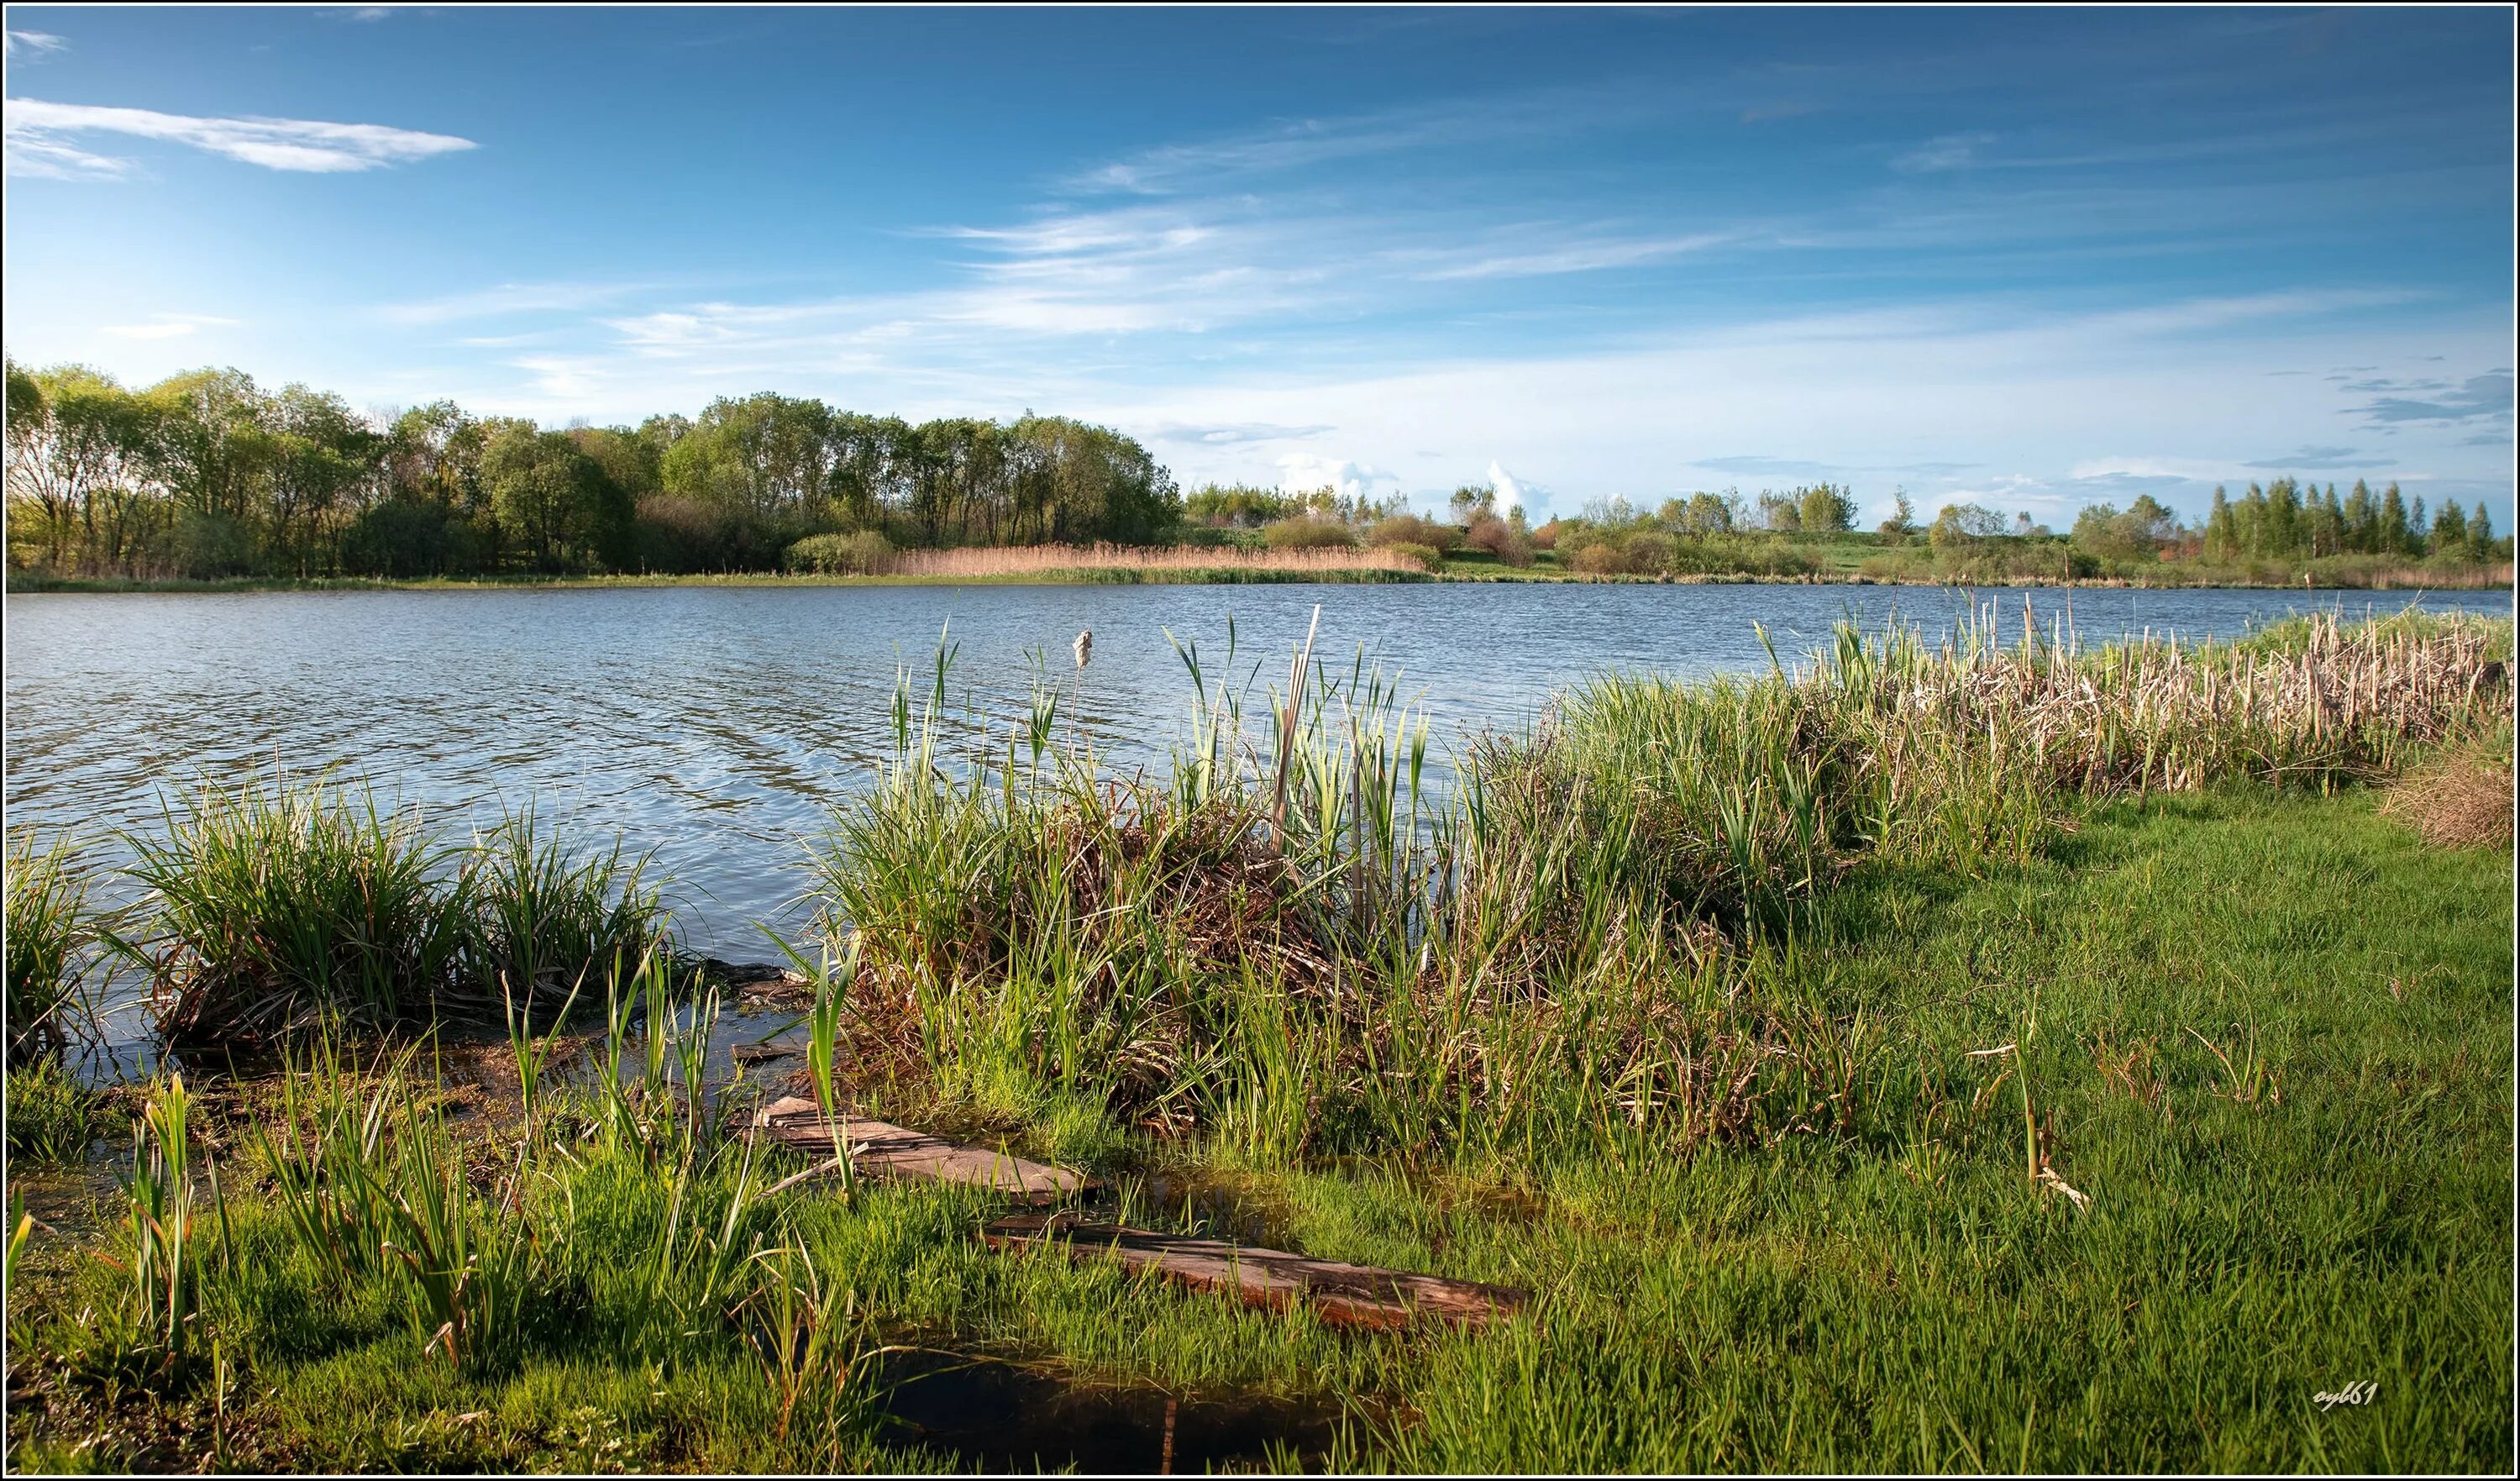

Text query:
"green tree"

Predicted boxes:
[[4, 361, 160, 572], [2429, 499, 2470, 556], [1796, 482, 1856, 534], [485, 426, 629, 572], [2377, 482, 2414, 555], [2202, 486, 2238, 561]]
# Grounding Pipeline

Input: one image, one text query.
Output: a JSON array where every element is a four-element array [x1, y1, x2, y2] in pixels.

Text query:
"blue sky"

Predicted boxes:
[[4, 5, 2512, 527]]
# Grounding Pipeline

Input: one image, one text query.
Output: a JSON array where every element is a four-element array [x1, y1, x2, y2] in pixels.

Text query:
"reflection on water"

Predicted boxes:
[[6, 582, 2502, 975]]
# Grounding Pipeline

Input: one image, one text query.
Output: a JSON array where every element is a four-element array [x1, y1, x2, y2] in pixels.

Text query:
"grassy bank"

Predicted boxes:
[[4, 615, 2511, 1472], [11, 549, 2514, 594], [2, 565, 1441, 595]]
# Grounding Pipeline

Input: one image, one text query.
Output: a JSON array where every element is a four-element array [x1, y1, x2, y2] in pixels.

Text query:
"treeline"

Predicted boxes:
[[1538, 483, 1867, 576], [1494, 478, 2508, 585], [3, 360, 1181, 579], [2199, 477, 2498, 563], [1187, 481, 1541, 568]]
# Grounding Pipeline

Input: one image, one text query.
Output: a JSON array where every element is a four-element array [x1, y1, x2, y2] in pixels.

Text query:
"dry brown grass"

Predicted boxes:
[[2381, 745, 2516, 849], [880, 541, 1429, 578]]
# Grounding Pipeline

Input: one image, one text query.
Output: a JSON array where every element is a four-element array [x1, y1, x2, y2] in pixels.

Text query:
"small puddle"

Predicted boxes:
[[8, 1156, 125, 1249], [874, 1350, 1341, 1473]]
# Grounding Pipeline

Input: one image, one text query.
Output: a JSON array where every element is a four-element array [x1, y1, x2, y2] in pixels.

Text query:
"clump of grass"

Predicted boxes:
[[6, 828, 100, 1059], [4, 1053, 102, 1163], [470, 802, 666, 1003], [2380, 735, 2516, 849], [126, 771, 475, 1043]]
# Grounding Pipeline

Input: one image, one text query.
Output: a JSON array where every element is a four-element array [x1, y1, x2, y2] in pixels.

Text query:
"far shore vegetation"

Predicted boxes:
[[8, 359, 2512, 594], [4, 610, 2512, 1471]]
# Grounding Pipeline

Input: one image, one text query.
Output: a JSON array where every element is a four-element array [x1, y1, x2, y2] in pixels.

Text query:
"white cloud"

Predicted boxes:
[[1415, 231, 1736, 282], [4, 97, 475, 178], [1274, 454, 1396, 502], [4, 29, 68, 60], [100, 312, 242, 340], [1487, 461, 1532, 517]]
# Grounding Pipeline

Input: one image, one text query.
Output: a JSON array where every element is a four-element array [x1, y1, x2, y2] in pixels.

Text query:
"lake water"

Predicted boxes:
[[6, 581, 2506, 969]]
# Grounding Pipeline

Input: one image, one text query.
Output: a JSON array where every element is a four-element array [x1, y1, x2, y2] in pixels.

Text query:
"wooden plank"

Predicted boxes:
[[982, 1213, 1527, 1331], [751, 1096, 1089, 1202]]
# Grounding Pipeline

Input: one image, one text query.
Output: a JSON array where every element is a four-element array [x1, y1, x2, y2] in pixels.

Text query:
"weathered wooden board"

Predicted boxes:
[[752, 1096, 1089, 1202], [982, 1213, 1528, 1331]]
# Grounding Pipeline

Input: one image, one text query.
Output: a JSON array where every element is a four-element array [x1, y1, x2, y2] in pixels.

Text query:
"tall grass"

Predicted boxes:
[[118, 775, 675, 1044], [125, 774, 474, 1042], [470, 803, 665, 1006], [803, 610, 2512, 1164], [106, 1075, 219, 1366], [6, 828, 99, 1058], [4, 1053, 101, 1163]]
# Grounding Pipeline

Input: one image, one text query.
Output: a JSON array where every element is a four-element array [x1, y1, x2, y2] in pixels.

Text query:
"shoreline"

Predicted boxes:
[[8, 565, 2514, 596]]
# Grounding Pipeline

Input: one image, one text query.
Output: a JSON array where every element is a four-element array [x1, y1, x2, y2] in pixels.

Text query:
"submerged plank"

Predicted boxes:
[[982, 1213, 1528, 1331], [752, 1096, 1089, 1202]]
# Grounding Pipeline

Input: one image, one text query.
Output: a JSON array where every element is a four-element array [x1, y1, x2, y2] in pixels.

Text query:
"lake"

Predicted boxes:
[[6, 581, 2506, 970]]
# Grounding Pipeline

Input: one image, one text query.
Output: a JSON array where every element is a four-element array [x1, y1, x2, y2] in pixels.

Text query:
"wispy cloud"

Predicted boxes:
[[382, 281, 648, 326], [1151, 422, 1336, 446], [1892, 132, 1995, 173], [4, 97, 474, 178], [99, 312, 243, 340], [1063, 87, 1658, 196], [2349, 371, 2513, 426], [1415, 231, 1735, 281], [4, 29, 67, 60], [2239, 444, 2370, 470]]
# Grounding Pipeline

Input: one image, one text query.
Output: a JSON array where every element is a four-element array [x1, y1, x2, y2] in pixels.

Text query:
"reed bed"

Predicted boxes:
[[805, 610, 2512, 1162], [879, 541, 1430, 579]]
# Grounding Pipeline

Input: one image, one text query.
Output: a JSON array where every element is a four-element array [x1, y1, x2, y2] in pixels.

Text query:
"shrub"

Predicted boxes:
[[342, 499, 485, 579], [1568, 542, 1627, 575], [1467, 515, 1536, 567], [784, 529, 894, 575], [633, 495, 724, 573], [1623, 531, 1678, 575], [1367, 514, 1459, 553], [171, 509, 255, 580], [1385, 542, 1445, 572], [1262, 517, 1357, 550]]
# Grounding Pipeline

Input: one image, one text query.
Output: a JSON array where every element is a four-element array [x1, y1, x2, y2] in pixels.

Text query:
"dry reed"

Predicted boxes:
[[879, 541, 1430, 578], [2380, 744, 2516, 849]]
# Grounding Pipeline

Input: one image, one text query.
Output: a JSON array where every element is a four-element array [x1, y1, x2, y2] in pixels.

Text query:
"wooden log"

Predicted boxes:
[[982, 1213, 1527, 1331], [751, 1096, 1089, 1202]]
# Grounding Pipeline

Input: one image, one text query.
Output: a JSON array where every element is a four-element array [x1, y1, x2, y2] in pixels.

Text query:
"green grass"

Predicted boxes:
[[3, 1056, 102, 1165], [118, 774, 679, 1045], [4, 787, 2507, 1471], [6, 828, 98, 1059], [13, 552, 2508, 593], [3, 615, 2508, 1472]]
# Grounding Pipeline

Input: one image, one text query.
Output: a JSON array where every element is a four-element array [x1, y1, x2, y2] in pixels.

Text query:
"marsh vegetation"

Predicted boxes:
[[3, 611, 2512, 1472]]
